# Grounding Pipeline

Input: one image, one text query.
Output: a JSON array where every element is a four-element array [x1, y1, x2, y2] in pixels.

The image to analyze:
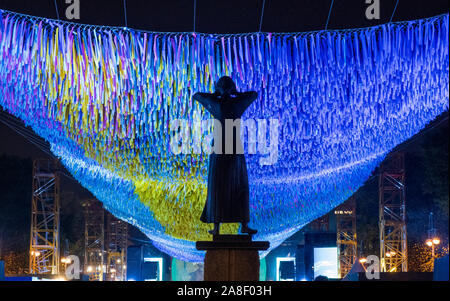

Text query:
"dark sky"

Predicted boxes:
[[0, 0, 448, 193]]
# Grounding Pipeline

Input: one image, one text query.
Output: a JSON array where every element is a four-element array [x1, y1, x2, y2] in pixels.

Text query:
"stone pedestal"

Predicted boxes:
[[196, 235, 269, 281]]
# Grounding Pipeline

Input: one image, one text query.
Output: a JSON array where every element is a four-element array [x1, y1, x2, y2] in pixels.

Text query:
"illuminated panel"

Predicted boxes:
[[314, 247, 338, 279], [171, 258, 204, 281], [0, 8, 448, 261]]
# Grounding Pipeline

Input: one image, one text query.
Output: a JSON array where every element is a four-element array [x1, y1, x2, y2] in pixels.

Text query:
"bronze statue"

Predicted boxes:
[[193, 76, 258, 236]]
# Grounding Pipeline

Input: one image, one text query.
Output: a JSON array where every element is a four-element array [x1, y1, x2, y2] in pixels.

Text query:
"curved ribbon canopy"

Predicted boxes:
[[0, 9, 448, 261]]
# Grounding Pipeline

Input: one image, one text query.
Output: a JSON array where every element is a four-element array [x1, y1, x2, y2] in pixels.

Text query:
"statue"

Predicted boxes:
[[193, 76, 258, 236]]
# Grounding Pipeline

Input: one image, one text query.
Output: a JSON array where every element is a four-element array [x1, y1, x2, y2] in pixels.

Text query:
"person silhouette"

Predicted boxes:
[[193, 76, 258, 236]]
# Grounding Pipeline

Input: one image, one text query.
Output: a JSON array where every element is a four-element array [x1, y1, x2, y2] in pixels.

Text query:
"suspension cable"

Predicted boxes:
[[259, 0, 266, 32], [390, 0, 400, 23], [53, 0, 60, 20]]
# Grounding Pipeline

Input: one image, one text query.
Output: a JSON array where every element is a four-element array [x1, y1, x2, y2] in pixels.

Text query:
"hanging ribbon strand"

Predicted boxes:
[[0, 8, 448, 262]]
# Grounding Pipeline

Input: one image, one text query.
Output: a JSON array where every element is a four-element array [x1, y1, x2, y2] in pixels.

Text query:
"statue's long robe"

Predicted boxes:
[[193, 91, 258, 223]]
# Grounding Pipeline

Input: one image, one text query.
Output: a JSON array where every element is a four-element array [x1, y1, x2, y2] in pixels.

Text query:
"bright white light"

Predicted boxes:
[[314, 247, 338, 279]]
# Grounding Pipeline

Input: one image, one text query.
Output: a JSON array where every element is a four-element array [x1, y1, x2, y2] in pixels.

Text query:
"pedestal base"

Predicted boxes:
[[196, 235, 269, 281]]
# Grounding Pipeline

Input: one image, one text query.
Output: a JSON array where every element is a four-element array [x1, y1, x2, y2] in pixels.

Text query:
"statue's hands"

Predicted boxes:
[[192, 92, 201, 100]]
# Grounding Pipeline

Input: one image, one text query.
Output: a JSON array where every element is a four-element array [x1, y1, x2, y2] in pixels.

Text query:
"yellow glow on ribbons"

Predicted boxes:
[[134, 177, 239, 241]]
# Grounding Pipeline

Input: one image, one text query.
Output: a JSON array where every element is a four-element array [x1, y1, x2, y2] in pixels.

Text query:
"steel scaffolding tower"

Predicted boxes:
[[105, 212, 128, 281], [29, 159, 60, 275], [335, 195, 357, 278], [83, 199, 105, 281], [379, 152, 408, 272]]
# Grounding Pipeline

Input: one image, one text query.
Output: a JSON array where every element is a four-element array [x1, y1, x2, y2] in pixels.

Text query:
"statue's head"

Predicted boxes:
[[214, 76, 237, 96]]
